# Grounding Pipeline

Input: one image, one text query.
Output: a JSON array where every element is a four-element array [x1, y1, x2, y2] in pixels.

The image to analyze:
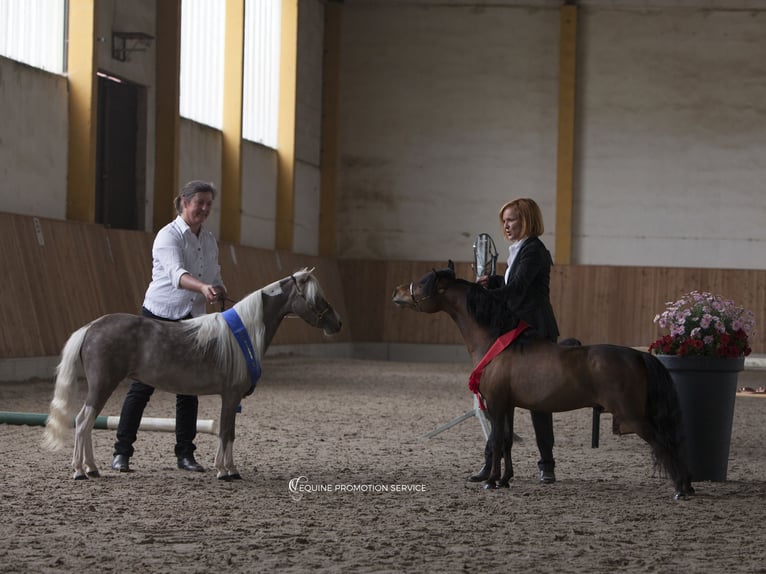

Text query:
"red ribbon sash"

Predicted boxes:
[[468, 321, 529, 410]]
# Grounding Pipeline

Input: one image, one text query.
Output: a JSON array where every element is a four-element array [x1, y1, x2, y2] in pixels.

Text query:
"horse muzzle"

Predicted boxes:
[[322, 312, 343, 336], [391, 284, 416, 309]]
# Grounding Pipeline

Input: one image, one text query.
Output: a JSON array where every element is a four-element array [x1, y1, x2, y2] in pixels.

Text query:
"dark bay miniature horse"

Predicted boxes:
[[392, 262, 693, 500], [44, 269, 342, 481]]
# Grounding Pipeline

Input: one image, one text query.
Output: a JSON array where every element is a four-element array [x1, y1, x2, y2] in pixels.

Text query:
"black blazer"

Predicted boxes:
[[489, 236, 559, 342]]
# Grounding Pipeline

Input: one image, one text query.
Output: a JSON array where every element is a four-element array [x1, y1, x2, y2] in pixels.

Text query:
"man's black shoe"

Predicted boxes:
[[112, 454, 132, 472], [177, 456, 205, 472], [540, 469, 556, 484]]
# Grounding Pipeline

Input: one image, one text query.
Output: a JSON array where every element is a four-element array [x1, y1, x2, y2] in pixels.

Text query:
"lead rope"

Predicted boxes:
[[214, 286, 235, 312]]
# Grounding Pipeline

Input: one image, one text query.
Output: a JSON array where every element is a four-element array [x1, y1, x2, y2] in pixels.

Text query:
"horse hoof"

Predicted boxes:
[[218, 474, 233, 482], [483, 481, 499, 490], [86, 470, 100, 478], [228, 473, 242, 480], [73, 474, 88, 481], [498, 480, 511, 488], [674, 491, 688, 501]]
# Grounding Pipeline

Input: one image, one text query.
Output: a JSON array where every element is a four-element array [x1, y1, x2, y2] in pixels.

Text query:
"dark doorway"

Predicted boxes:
[[96, 73, 144, 230]]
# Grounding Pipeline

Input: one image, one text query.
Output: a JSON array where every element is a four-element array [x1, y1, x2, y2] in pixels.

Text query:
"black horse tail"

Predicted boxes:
[[642, 353, 692, 492]]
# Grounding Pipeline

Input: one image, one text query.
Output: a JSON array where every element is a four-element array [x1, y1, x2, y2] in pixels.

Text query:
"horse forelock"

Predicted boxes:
[[301, 271, 323, 303], [420, 267, 454, 297]]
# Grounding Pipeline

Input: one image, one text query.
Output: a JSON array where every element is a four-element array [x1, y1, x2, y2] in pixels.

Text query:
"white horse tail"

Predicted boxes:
[[42, 323, 90, 451]]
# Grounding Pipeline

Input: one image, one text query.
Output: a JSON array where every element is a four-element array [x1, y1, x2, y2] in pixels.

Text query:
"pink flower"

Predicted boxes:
[[650, 291, 757, 358]]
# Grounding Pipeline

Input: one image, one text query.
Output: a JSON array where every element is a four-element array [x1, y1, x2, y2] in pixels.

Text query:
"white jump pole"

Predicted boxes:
[[100, 416, 217, 434], [0, 412, 217, 435]]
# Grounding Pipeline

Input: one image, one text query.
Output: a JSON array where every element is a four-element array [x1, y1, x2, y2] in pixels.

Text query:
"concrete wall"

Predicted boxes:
[[574, 5, 766, 269], [1, 0, 764, 269], [0, 0, 325, 254], [178, 120, 223, 237], [0, 58, 68, 219], [337, 4, 560, 262], [335, 1, 766, 269]]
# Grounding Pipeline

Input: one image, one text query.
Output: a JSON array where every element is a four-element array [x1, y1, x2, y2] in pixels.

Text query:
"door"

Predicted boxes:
[[96, 74, 140, 230]]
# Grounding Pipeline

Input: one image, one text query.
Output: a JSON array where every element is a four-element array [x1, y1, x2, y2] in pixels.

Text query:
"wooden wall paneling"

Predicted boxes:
[[337, 260, 384, 342], [25, 218, 93, 355], [383, 259, 468, 345], [1, 214, 46, 356], [76, 223, 125, 315], [385, 260, 432, 343], [1, 213, 764, 358], [104, 228, 154, 313]]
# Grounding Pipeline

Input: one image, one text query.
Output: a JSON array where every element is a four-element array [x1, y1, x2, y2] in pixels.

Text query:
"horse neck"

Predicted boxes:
[[259, 291, 291, 352], [442, 286, 495, 365], [230, 288, 285, 357]]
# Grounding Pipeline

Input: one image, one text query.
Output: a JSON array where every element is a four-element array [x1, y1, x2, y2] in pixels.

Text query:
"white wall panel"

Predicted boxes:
[[243, 0, 281, 147], [0, 0, 66, 74], [180, 0, 225, 129]]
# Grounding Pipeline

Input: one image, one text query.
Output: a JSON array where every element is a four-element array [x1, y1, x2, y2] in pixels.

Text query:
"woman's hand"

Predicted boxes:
[[200, 283, 221, 303]]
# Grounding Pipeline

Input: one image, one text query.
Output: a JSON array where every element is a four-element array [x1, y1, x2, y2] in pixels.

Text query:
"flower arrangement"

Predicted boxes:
[[649, 291, 756, 358]]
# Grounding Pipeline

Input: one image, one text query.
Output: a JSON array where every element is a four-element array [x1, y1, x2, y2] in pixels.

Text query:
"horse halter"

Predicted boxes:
[[290, 274, 331, 325]]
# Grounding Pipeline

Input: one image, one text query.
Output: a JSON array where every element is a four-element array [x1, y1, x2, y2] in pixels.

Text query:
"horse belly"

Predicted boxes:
[[133, 359, 230, 396], [513, 387, 593, 414], [483, 361, 594, 414]]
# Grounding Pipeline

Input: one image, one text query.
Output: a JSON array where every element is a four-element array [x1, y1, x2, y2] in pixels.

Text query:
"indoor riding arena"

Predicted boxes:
[[1, 1, 765, 573]]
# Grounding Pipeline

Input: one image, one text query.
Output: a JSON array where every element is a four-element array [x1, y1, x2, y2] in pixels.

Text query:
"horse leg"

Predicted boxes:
[[215, 395, 241, 480], [627, 415, 694, 500], [499, 410, 515, 487], [72, 405, 99, 480], [484, 410, 504, 490]]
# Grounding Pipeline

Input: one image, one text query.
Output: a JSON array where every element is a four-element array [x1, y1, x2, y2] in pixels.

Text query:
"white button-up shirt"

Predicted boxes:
[[143, 216, 223, 319], [504, 237, 528, 284]]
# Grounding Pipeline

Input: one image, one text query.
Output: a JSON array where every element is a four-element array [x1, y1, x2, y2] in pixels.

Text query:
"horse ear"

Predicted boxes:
[[448, 260, 454, 271]]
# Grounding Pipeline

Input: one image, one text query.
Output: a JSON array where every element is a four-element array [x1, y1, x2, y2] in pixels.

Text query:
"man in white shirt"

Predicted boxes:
[[112, 180, 225, 473]]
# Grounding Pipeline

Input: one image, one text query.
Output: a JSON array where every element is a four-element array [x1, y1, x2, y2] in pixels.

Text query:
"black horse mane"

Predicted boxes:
[[428, 267, 520, 339]]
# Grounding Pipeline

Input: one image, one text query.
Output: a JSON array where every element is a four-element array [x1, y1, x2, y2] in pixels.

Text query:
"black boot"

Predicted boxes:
[[468, 439, 493, 482], [468, 464, 491, 482]]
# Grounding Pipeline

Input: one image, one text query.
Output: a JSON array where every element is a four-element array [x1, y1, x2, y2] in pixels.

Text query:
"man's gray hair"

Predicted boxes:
[[174, 180, 217, 214]]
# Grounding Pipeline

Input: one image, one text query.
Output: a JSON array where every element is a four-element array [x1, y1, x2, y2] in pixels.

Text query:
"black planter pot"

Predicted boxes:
[[657, 355, 744, 482]]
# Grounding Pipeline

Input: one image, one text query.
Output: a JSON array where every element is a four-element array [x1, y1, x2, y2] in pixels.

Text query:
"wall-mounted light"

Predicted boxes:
[[111, 31, 154, 62]]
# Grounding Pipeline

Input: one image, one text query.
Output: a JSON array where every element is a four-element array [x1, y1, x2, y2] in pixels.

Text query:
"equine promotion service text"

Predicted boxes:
[[289, 476, 427, 500]]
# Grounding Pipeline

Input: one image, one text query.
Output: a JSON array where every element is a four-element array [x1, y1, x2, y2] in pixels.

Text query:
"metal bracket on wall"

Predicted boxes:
[[111, 31, 154, 62]]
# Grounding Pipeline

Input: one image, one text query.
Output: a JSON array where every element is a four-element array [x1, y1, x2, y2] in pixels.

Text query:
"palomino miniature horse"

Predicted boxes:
[[392, 262, 693, 500], [44, 268, 342, 481]]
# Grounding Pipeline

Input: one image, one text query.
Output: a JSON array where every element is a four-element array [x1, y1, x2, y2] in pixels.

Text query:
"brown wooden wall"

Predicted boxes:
[[0, 213, 351, 358], [2, 212, 764, 357], [356, 260, 766, 353]]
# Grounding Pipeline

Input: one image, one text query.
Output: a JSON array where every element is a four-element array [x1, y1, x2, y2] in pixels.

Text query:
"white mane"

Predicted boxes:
[[182, 268, 317, 383]]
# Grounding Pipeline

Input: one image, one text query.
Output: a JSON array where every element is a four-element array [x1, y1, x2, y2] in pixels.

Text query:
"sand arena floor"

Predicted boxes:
[[1, 356, 765, 573]]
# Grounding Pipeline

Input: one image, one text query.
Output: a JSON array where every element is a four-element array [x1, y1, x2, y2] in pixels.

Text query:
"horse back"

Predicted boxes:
[[481, 340, 649, 414], [79, 313, 231, 396]]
